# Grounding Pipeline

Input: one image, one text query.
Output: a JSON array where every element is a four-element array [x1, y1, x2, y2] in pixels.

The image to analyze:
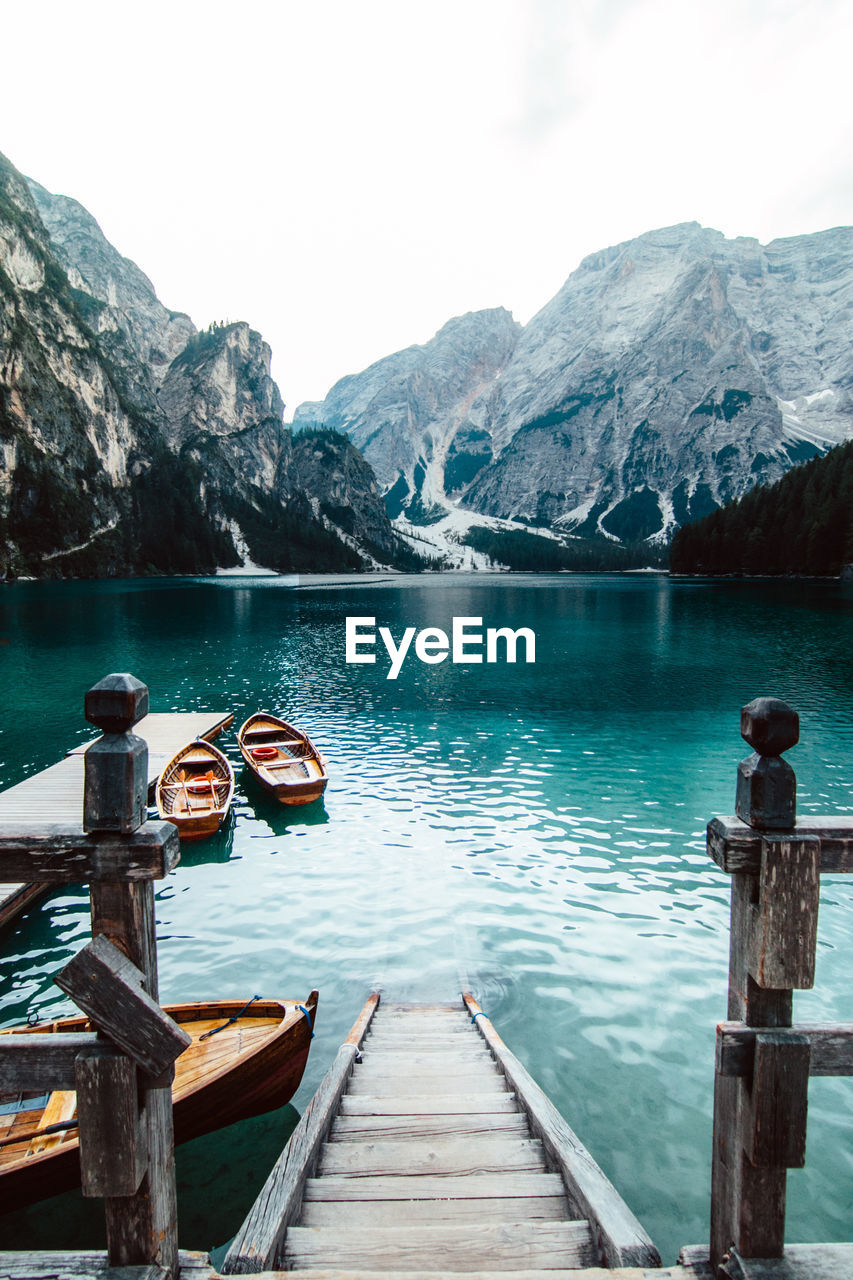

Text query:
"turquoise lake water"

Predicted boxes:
[[0, 572, 851, 1261]]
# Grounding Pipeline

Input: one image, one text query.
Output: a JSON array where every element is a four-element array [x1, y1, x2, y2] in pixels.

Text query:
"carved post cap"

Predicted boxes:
[[740, 697, 799, 757], [85, 673, 149, 735], [736, 697, 798, 831], [83, 674, 149, 834]]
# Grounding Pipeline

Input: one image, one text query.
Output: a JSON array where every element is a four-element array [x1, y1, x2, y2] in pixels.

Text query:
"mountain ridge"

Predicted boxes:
[[0, 150, 408, 578], [295, 220, 853, 545]]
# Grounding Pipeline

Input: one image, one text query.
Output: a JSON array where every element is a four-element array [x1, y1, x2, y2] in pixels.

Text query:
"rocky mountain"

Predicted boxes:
[[294, 308, 521, 524], [0, 151, 404, 578], [295, 223, 853, 543]]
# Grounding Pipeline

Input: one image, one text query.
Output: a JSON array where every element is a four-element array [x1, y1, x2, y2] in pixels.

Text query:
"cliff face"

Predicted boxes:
[[293, 308, 521, 524], [464, 223, 853, 538], [0, 157, 157, 575], [295, 223, 853, 542], [0, 152, 403, 577]]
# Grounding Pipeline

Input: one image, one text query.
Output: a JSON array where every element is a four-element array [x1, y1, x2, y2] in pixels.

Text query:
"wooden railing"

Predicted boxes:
[[708, 696, 853, 1274], [0, 674, 186, 1276]]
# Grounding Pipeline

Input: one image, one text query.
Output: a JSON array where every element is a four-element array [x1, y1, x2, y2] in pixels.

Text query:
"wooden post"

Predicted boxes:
[[83, 674, 180, 1277], [710, 697, 818, 1270]]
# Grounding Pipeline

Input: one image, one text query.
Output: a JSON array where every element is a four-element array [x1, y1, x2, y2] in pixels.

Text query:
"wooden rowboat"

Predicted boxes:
[[238, 712, 328, 806], [0, 990, 318, 1212], [156, 738, 235, 841]]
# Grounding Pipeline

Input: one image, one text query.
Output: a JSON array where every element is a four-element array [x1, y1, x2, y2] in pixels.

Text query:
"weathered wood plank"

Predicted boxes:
[[360, 1043, 486, 1059], [0, 881, 49, 929], [89, 878, 177, 1275], [329, 1113, 530, 1142], [283, 1220, 598, 1271], [75, 1044, 147, 1197], [237, 1269, 713, 1280], [376, 1003, 462, 1014], [347, 1069, 503, 1096], [55, 935, 191, 1077], [339, 1092, 520, 1116], [711, 871, 794, 1267], [0, 1032, 98, 1089], [743, 1033, 810, 1169], [300, 1193, 569, 1228], [0, 1255, 167, 1280], [222, 993, 381, 1274], [463, 993, 660, 1270], [716, 1021, 853, 1077], [0, 1249, 212, 1280], [748, 838, 820, 990], [318, 1135, 548, 1177], [0, 822, 180, 882], [707, 815, 853, 875], [302, 1172, 568, 1202], [357, 1050, 491, 1072], [721, 1242, 853, 1279]]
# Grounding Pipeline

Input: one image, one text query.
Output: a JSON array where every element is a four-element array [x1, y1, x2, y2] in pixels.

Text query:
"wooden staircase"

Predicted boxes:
[[224, 994, 666, 1274]]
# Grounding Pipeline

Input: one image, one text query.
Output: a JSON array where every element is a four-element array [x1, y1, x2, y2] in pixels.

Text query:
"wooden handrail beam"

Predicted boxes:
[[707, 816, 853, 875], [0, 821, 180, 882], [717, 1022, 853, 1078], [0, 1032, 99, 1089]]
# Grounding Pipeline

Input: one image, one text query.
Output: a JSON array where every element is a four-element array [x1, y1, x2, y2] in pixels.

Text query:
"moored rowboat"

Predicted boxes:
[[0, 990, 318, 1211], [156, 738, 235, 841], [238, 712, 328, 806]]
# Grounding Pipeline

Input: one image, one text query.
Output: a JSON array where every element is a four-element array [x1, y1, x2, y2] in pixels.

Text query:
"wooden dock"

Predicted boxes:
[[0, 711, 232, 929], [223, 993, 666, 1275]]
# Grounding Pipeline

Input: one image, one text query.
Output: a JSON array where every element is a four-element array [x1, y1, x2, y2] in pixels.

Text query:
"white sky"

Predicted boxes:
[[3, 0, 851, 416]]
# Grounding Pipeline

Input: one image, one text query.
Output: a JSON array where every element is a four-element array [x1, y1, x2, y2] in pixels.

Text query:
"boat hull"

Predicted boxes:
[[156, 739, 235, 841], [0, 992, 317, 1212], [238, 712, 328, 806]]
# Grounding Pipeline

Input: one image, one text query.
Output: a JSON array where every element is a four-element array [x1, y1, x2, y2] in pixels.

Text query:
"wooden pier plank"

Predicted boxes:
[[340, 1092, 520, 1116], [0, 710, 232, 930], [329, 1113, 530, 1141], [0, 1249, 215, 1280], [302, 1172, 569, 1203], [283, 1220, 599, 1272], [299, 1193, 570, 1227], [0, 712, 233, 826], [347, 1070, 504, 1096], [0, 881, 50, 928], [318, 1135, 548, 1177]]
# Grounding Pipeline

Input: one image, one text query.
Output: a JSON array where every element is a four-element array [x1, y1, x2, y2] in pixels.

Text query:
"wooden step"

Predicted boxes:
[[300, 1193, 570, 1228], [360, 1040, 476, 1054], [348, 1070, 504, 1097], [357, 1048, 489, 1069], [283, 1220, 598, 1271], [318, 1136, 548, 1177], [340, 1093, 521, 1116], [303, 1172, 569, 1203], [329, 1113, 531, 1142]]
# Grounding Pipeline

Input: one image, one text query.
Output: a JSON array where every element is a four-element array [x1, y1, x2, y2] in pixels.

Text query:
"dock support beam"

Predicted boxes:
[[0, 674, 183, 1277], [708, 697, 853, 1274]]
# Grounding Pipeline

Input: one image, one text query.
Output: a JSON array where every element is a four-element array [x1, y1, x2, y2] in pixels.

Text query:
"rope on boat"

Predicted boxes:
[[296, 1004, 315, 1037], [199, 994, 262, 1041]]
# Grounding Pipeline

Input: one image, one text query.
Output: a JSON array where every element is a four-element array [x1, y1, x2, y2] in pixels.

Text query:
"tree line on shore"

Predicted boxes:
[[670, 439, 853, 577]]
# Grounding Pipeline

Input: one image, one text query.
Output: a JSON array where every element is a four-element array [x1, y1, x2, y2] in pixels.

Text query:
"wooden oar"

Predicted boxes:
[[0, 1117, 78, 1150]]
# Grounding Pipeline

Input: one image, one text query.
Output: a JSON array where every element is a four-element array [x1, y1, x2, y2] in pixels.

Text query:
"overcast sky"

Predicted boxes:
[[4, 0, 851, 415]]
